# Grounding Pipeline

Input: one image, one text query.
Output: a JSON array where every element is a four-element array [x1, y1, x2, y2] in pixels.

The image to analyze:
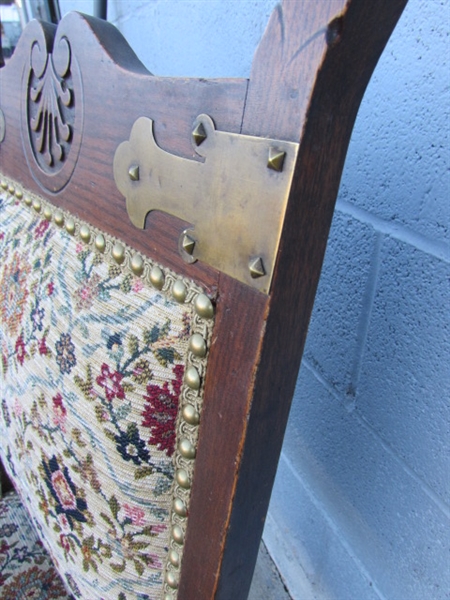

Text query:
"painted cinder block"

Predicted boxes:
[[266, 454, 382, 600], [338, 0, 449, 245], [275, 367, 450, 600], [303, 211, 377, 402], [357, 236, 450, 505], [107, 0, 278, 78]]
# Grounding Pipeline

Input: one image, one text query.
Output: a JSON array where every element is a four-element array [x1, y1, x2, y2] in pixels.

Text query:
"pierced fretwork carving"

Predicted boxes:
[[29, 37, 73, 168], [21, 21, 83, 193]]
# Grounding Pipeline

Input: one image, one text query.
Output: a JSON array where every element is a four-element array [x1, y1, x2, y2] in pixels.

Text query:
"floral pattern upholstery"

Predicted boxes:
[[0, 490, 72, 599], [0, 181, 213, 599]]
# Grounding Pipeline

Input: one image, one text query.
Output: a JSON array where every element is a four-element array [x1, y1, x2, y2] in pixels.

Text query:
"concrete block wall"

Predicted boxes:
[[59, 1, 450, 598], [265, 1, 450, 598]]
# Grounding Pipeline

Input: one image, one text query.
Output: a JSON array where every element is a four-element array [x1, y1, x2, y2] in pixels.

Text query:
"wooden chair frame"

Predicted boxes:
[[0, 1, 407, 597]]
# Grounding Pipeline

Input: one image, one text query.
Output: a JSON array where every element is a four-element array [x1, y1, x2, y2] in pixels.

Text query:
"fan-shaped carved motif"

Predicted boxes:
[[21, 21, 83, 193]]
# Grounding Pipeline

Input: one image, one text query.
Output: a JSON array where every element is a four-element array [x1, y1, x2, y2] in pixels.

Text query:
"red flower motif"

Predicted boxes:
[[141, 364, 184, 456], [47, 281, 54, 296], [38, 336, 48, 355], [60, 534, 70, 554], [15, 335, 26, 365], [96, 363, 125, 401], [35, 219, 50, 238], [52, 393, 67, 430]]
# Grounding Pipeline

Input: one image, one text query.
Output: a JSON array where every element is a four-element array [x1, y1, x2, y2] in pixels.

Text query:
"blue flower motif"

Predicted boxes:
[[30, 304, 44, 331], [42, 456, 87, 529], [55, 333, 76, 374]]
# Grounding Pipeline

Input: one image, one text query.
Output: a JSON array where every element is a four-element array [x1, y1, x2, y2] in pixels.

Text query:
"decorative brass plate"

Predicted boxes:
[[114, 115, 298, 294]]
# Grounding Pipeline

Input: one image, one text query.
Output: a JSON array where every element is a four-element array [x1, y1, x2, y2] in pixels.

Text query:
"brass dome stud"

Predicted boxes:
[[182, 404, 200, 425], [131, 253, 144, 276], [189, 333, 207, 358], [32, 198, 41, 213], [173, 498, 187, 517], [8, 185, 14, 194], [168, 549, 180, 568], [0, 180, 7, 190], [79, 224, 91, 243], [15, 190, 23, 200], [194, 293, 214, 319], [172, 525, 184, 545], [65, 217, 76, 235], [176, 469, 191, 489], [43, 206, 52, 221], [149, 265, 165, 290], [54, 210, 64, 227], [179, 438, 196, 459], [24, 196, 32, 207], [95, 233, 106, 252], [112, 242, 125, 264], [172, 280, 187, 303], [165, 571, 178, 589], [185, 366, 200, 390]]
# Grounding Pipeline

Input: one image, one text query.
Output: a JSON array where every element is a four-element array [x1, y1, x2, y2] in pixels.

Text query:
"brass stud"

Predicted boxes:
[[15, 190, 23, 200], [150, 265, 165, 289], [128, 165, 140, 181], [176, 468, 191, 489], [168, 549, 180, 568], [267, 147, 286, 172], [172, 525, 184, 545], [95, 233, 106, 252], [182, 404, 200, 426], [249, 256, 266, 279], [54, 210, 64, 227], [192, 122, 207, 146], [112, 242, 125, 264], [0, 180, 7, 190], [181, 233, 196, 255], [131, 253, 144, 276], [165, 571, 178, 589], [172, 280, 187, 303], [43, 206, 52, 221], [32, 198, 41, 213], [79, 224, 91, 243], [24, 196, 32, 207], [8, 185, 14, 194], [189, 333, 207, 358], [179, 438, 196, 459], [65, 218, 76, 234], [173, 498, 187, 517], [194, 294, 214, 319], [185, 366, 200, 390]]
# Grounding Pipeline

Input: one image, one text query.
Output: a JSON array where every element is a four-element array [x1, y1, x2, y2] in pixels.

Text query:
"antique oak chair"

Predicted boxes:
[[0, 1, 407, 598]]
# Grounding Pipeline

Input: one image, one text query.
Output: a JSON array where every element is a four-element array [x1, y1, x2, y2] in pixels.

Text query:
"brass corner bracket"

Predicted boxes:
[[113, 114, 298, 294]]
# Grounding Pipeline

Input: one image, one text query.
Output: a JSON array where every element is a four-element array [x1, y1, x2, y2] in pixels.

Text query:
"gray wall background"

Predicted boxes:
[[59, 2, 450, 598]]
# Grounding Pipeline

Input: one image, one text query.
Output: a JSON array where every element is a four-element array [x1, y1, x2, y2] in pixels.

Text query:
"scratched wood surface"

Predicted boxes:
[[0, 1, 408, 598]]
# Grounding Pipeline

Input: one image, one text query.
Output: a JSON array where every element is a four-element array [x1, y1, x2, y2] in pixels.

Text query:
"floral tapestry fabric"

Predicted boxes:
[[0, 490, 72, 599], [0, 185, 212, 599]]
